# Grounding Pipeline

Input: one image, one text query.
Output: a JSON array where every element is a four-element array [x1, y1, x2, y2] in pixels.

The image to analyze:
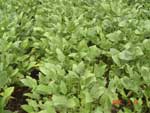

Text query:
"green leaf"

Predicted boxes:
[[88, 45, 101, 59], [56, 48, 65, 62], [73, 61, 85, 75], [100, 91, 112, 113], [91, 85, 105, 99], [36, 84, 52, 95], [52, 95, 68, 107], [21, 105, 34, 113], [0, 87, 14, 112], [141, 66, 150, 84], [21, 76, 37, 89], [39, 110, 48, 113], [110, 48, 120, 65], [43, 101, 56, 113], [106, 30, 122, 42], [3, 87, 14, 101], [60, 81, 67, 95], [133, 47, 144, 56], [119, 50, 134, 61], [94, 107, 103, 113], [118, 20, 127, 27], [121, 76, 138, 91], [81, 71, 96, 88], [0, 96, 3, 113], [143, 39, 150, 50], [39, 63, 57, 80], [0, 73, 8, 88], [94, 63, 106, 77], [67, 97, 79, 108], [82, 90, 93, 104]]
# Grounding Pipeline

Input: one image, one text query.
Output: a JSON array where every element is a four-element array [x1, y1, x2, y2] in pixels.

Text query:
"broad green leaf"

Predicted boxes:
[[39, 110, 48, 113], [141, 66, 150, 84], [82, 90, 93, 104], [119, 50, 134, 61], [88, 45, 101, 59], [143, 39, 150, 50], [0, 87, 14, 112], [3, 87, 14, 101], [110, 48, 120, 65], [43, 101, 56, 113], [56, 48, 65, 62], [0, 73, 8, 88], [21, 76, 37, 89], [21, 105, 34, 113], [85, 91, 93, 103], [121, 76, 138, 92], [67, 97, 79, 108], [106, 30, 122, 42], [52, 95, 67, 107], [94, 107, 103, 113], [36, 84, 52, 95], [60, 81, 67, 95], [94, 63, 106, 77], [118, 20, 127, 27], [39, 63, 57, 80], [81, 71, 96, 88], [133, 47, 144, 56], [90, 85, 105, 99], [0, 96, 3, 113], [73, 61, 85, 75], [100, 92, 112, 113]]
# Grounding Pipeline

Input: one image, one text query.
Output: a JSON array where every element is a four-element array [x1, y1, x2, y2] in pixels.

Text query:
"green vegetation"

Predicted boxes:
[[0, 0, 150, 113]]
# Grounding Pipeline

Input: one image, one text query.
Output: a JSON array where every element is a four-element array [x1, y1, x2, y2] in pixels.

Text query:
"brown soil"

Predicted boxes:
[[6, 87, 30, 113]]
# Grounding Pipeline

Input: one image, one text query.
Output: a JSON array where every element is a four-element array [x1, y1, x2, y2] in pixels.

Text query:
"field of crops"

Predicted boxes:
[[0, 0, 150, 113]]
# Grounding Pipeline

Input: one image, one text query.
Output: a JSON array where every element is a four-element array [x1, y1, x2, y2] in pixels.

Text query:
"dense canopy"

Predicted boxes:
[[0, 0, 150, 113]]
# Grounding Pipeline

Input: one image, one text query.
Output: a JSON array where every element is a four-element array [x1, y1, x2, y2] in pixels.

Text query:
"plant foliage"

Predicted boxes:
[[0, 0, 150, 113]]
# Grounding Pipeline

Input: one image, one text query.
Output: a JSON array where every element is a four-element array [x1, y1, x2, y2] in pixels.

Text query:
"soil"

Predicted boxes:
[[6, 87, 30, 113], [30, 68, 40, 80], [5, 68, 39, 113], [111, 106, 119, 113]]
